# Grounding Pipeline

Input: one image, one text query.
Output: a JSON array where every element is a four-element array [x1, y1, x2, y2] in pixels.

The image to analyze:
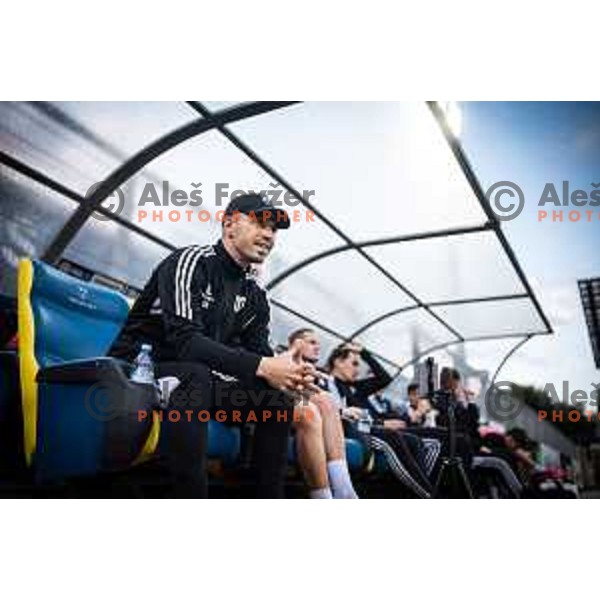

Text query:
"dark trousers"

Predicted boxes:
[[371, 428, 433, 493], [410, 427, 475, 483], [155, 362, 293, 498], [343, 421, 432, 496]]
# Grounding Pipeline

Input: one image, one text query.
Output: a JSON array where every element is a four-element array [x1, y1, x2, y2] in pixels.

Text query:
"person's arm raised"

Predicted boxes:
[[354, 347, 393, 397]]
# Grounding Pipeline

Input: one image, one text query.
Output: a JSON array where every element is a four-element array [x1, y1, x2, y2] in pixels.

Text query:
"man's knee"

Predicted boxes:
[[294, 401, 323, 432], [158, 362, 212, 411], [309, 392, 338, 418]]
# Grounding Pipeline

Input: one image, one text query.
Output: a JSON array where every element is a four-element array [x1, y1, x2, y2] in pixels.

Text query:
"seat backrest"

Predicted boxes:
[[21, 259, 130, 367], [18, 258, 130, 464]]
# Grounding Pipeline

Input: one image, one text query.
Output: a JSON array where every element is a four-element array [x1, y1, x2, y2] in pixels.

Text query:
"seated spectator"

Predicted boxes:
[[322, 343, 392, 411], [426, 367, 516, 496], [434, 379, 530, 498], [434, 367, 481, 448], [324, 344, 432, 497], [368, 392, 404, 421], [476, 426, 538, 497], [286, 329, 358, 499], [406, 383, 434, 427], [505, 427, 538, 484], [109, 196, 305, 498]]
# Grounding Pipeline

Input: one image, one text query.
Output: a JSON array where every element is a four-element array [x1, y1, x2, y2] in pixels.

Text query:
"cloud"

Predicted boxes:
[[542, 282, 580, 326]]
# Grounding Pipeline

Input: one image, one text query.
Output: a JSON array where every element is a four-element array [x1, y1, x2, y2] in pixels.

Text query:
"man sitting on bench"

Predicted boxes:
[[110, 193, 315, 498]]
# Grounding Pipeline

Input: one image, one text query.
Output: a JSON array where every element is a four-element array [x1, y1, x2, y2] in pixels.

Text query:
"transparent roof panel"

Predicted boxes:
[[431, 298, 547, 338], [263, 214, 341, 284], [270, 302, 343, 362], [230, 102, 487, 242], [399, 336, 527, 397], [49, 102, 198, 157], [356, 308, 458, 367], [64, 218, 171, 291], [271, 301, 401, 372], [366, 230, 526, 302], [0, 101, 551, 356], [201, 101, 247, 111], [0, 102, 197, 195], [111, 129, 340, 268], [269, 250, 416, 338], [401, 336, 526, 374], [0, 164, 75, 296], [443, 337, 528, 374]]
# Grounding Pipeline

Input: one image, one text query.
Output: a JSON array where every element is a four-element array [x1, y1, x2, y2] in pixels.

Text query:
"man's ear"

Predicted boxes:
[[290, 342, 302, 362], [288, 339, 303, 362]]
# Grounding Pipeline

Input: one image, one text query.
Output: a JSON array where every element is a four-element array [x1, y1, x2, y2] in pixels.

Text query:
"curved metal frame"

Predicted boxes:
[[269, 298, 402, 375], [0, 150, 178, 253], [185, 102, 469, 344], [489, 334, 534, 388], [345, 293, 530, 341], [427, 101, 553, 336], [265, 223, 492, 291], [42, 101, 299, 263], [398, 332, 541, 371], [0, 100, 554, 370]]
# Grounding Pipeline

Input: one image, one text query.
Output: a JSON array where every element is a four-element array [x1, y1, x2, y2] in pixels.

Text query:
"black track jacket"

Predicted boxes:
[[109, 241, 272, 379]]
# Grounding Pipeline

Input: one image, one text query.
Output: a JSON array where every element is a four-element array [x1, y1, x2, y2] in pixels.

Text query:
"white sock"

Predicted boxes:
[[309, 487, 333, 499], [327, 459, 359, 499]]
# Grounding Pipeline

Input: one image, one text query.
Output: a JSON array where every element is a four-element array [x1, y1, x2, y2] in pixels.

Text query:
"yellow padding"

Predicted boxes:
[[133, 416, 161, 466], [17, 259, 38, 466]]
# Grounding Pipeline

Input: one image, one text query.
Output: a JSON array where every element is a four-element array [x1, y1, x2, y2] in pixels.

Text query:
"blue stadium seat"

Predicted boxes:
[[208, 421, 241, 466], [16, 258, 244, 483], [18, 258, 159, 482], [345, 437, 368, 471]]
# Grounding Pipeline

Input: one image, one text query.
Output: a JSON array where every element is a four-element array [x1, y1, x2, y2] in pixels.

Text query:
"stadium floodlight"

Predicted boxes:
[[578, 277, 600, 369]]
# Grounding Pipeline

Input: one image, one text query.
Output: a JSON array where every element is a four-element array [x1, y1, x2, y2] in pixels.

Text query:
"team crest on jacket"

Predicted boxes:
[[201, 284, 214, 309], [233, 295, 247, 313]]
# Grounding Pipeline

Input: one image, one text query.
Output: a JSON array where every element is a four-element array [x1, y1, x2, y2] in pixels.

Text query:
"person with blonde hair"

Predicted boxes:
[[287, 329, 358, 499]]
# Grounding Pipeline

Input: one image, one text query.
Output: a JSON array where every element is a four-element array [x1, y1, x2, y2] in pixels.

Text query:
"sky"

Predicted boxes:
[[459, 101, 600, 400]]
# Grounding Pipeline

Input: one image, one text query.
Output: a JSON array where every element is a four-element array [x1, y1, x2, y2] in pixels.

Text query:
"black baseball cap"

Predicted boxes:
[[224, 193, 291, 229]]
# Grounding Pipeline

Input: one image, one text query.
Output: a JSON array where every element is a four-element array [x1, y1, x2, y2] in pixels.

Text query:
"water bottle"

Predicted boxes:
[[357, 409, 373, 434], [130, 344, 155, 384], [424, 409, 437, 428]]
